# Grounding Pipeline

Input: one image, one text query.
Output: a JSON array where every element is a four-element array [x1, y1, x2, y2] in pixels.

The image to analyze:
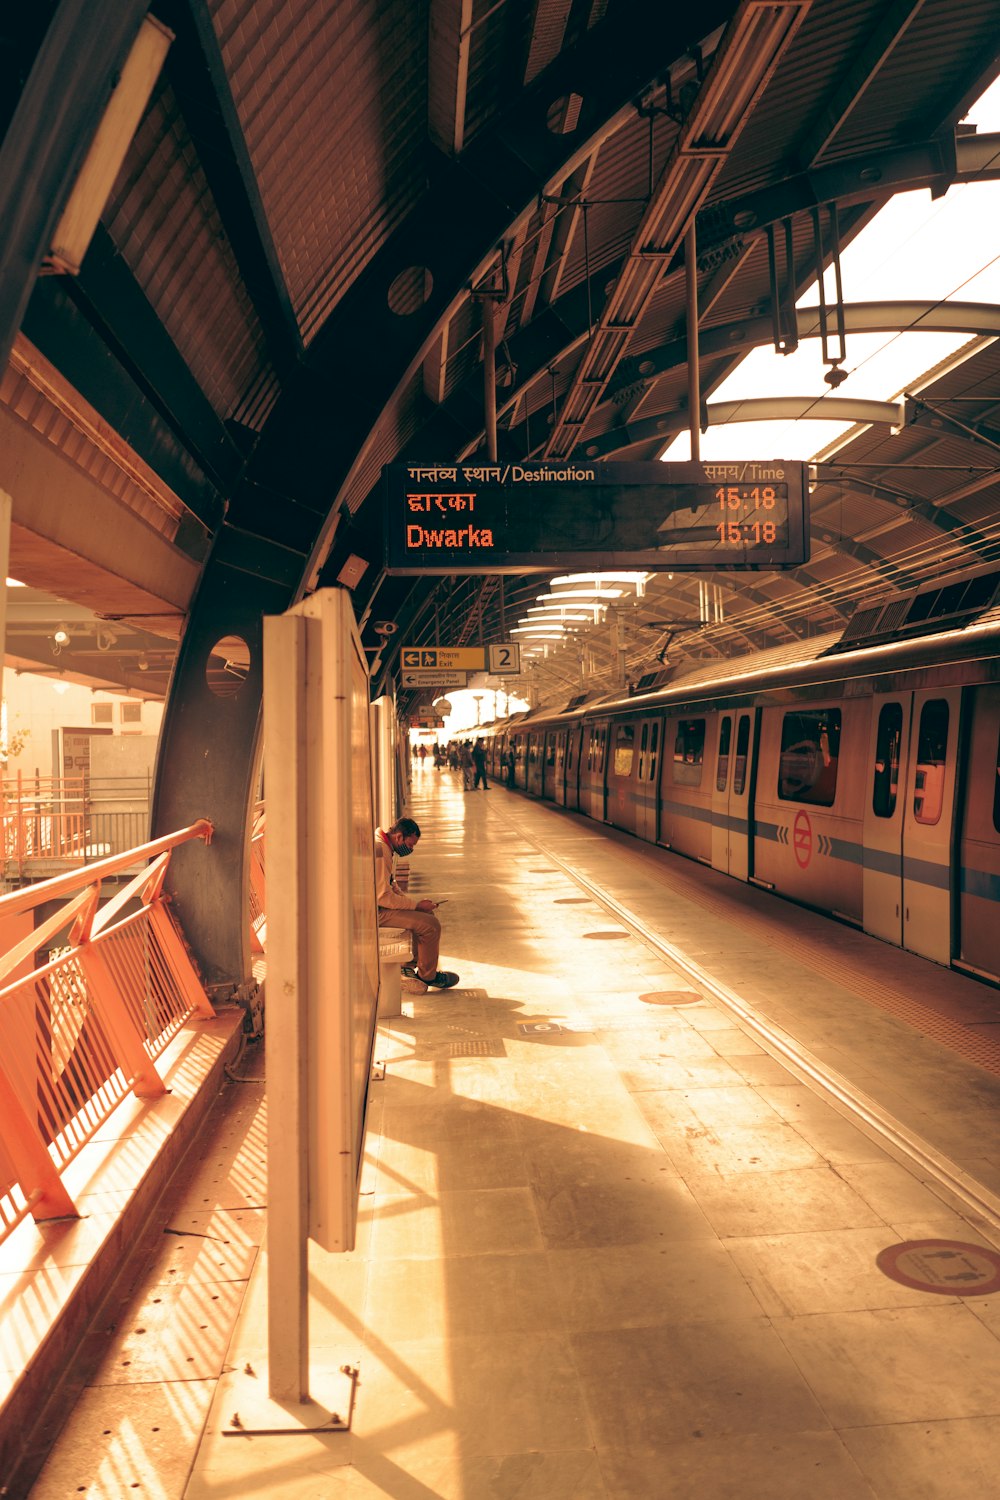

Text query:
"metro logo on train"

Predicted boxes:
[[383, 460, 809, 574]]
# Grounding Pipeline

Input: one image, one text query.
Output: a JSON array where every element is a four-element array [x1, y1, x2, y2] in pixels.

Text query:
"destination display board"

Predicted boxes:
[[384, 460, 809, 574]]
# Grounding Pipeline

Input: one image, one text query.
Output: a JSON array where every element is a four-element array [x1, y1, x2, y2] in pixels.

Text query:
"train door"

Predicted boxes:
[[635, 717, 660, 842], [607, 721, 638, 833], [862, 692, 907, 945], [542, 730, 561, 800], [957, 683, 1000, 981], [893, 688, 961, 963], [710, 710, 756, 878], [552, 730, 567, 804], [711, 715, 733, 871], [581, 721, 610, 820], [565, 725, 583, 810]]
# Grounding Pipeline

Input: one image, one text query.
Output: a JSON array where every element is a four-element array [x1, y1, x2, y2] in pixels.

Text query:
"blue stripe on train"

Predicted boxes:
[[597, 787, 995, 902]]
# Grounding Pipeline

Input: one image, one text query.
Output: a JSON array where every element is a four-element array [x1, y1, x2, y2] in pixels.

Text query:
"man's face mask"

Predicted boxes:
[[393, 835, 417, 858]]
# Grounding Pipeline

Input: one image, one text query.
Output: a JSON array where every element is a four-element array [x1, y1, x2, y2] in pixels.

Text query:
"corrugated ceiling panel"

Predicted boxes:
[[554, 110, 677, 299], [343, 370, 426, 516], [0, 364, 181, 540], [211, 0, 429, 344], [104, 81, 277, 429], [713, 2, 871, 199], [819, 0, 1000, 162]]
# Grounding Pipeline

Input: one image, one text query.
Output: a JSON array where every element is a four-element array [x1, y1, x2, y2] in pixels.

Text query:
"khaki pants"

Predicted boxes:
[[378, 905, 441, 978]]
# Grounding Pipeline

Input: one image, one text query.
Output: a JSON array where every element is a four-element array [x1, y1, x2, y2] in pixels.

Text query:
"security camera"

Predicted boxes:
[[373, 620, 398, 636]]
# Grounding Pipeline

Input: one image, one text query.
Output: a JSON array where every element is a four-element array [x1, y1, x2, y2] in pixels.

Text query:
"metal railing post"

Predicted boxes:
[[74, 942, 167, 1099], [0, 1065, 78, 1220], [145, 902, 215, 1019]]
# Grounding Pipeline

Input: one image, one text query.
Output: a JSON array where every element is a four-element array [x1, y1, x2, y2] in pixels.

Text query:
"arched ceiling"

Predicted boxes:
[[3, 0, 1000, 711]]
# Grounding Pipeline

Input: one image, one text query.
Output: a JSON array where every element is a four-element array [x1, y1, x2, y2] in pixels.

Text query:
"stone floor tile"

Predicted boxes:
[[598, 1430, 875, 1499], [572, 1319, 829, 1451], [841, 1416, 1000, 1499], [774, 1304, 1000, 1426]]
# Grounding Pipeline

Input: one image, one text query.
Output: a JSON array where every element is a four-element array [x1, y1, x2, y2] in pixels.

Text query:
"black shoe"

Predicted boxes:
[[421, 970, 460, 990], [401, 963, 419, 979]]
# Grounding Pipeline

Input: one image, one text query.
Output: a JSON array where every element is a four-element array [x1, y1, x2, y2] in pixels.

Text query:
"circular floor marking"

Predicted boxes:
[[583, 930, 631, 940], [876, 1239, 1000, 1296], [639, 991, 701, 1006], [554, 897, 591, 904]]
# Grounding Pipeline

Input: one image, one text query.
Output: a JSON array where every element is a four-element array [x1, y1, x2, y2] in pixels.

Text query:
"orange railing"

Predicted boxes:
[[0, 821, 215, 1245], [1, 772, 152, 879]]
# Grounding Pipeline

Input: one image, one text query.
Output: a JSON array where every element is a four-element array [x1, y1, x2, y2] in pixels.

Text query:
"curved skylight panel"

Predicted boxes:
[[662, 76, 1000, 467]]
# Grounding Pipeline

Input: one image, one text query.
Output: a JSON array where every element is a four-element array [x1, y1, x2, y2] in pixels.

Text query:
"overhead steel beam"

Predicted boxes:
[[578, 394, 903, 460], [22, 274, 227, 538], [603, 300, 1000, 399], [542, 0, 811, 460], [429, 0, 474, 156], [162, 0, 303, 377], [0, 0, 151, 370], [694, 132, 1000, 268], [72, 225, 246, 494]]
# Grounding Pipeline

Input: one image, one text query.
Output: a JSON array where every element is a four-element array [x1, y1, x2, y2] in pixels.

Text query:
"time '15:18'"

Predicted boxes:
[[716, 520, 779, 544], [715, 486, 778, 508]]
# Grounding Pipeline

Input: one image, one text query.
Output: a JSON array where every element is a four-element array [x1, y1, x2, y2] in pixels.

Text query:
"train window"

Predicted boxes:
[[546, 734, 556, 768], [567, 734, 575, 770], [716, 716, 732, 791], [872, 703, 903, 818], [648, 721, 660, 782], [733, 715, 750, 795], [994, 726, 1000, 833], [913, 699, 948, 825], [778, 709, 841, 805], [672, 719, 705, 786], [613, 724, 635, 776], [594, 728, 607, 773], [637, 723, 648, 780]]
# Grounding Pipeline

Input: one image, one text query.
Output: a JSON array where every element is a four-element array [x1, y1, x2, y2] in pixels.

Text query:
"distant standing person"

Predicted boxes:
[[459, 742, 474, 790], [373, 818, 459, 990], [472, 738, 489, 790]]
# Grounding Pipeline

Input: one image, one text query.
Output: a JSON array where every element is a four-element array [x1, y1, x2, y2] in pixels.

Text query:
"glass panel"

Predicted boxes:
[[913, 699, 949, 825], [872, 702, 903, 818], [733, 714, 750, 795], [778, 709, 841, 806], [648, 721, 659, 782], [716, 716, 732, 791], [672, 719, 705, 787], [613, 724, 635, 776], [638, 722, 648, 781]]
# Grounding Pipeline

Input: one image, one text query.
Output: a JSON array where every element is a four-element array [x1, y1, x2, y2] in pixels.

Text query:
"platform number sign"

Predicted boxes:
[[488, 642, 520, 675]]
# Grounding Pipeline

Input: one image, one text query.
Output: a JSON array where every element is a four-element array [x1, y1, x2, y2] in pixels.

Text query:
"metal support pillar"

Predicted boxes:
[[685, 224, 701, 461]]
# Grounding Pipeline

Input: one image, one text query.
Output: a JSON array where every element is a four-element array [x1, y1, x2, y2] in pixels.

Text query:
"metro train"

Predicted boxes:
[[479, 570, 1000, 985]]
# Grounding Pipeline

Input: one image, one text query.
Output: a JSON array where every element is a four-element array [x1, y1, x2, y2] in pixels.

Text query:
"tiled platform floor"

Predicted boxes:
[[30, 769, 1000, 1498]]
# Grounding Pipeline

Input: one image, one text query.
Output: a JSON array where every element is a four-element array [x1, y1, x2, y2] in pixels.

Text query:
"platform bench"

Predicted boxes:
[[378, 925, 413, 1017]]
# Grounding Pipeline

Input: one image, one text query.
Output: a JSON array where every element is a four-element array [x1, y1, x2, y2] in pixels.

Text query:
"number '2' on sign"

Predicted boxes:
[[488, 643, 520, 674]]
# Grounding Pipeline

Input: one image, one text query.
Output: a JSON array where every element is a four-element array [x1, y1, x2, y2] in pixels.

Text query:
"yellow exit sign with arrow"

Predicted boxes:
[[400, 647, 485, 670]]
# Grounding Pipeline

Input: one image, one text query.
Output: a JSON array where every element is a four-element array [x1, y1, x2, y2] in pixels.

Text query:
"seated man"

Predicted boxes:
[[374, 817, 459, 990]]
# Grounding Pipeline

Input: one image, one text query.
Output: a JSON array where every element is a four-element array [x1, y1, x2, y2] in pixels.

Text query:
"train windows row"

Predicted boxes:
[[486, 668, 1000, 983]]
